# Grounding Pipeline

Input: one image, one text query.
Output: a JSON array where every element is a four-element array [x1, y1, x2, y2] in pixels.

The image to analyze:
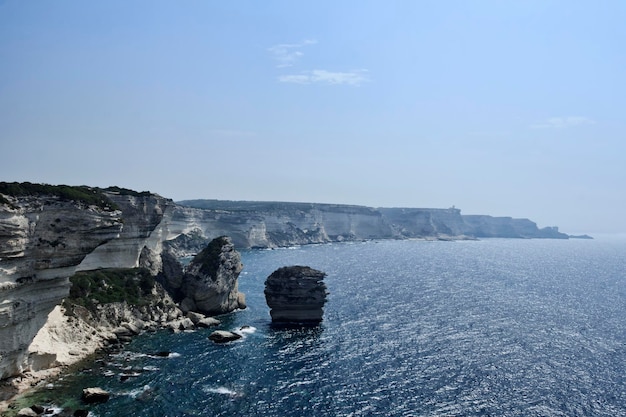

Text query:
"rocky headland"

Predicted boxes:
[[264, 266, 328, 324], [0, 184, 245, 408]]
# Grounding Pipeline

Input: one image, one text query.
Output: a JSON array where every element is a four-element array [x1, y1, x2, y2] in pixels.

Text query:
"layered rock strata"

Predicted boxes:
[[174, 201, 571, 250], [0, 195, 123, 380], [170, 201, 395, 250], [76, 191, 175, 274], [0, 188, 182, 381], [0, 187, 249, 381], [264, 266, 328, 324]]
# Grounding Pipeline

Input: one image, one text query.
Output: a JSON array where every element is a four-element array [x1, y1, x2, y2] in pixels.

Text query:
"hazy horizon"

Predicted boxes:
[[1, 1, 624, 234]]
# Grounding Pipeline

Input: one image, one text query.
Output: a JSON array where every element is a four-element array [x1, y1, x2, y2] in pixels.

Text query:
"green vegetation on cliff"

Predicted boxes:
[[104, 186, 153, 197], [64, 268, 155, 315], [0, 182, 118, 211]]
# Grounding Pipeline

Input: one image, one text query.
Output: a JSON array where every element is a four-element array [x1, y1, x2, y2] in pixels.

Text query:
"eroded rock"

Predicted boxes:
[[264, 266, 328, 324], [177, 236, 246, 316]]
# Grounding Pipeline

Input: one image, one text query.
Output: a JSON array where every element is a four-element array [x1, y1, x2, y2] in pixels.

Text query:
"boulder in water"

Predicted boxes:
[[197, 317, 221, 328], [16, 408, 37, 417], [82, 387, 110, 404], [208, 330, 242, 343]]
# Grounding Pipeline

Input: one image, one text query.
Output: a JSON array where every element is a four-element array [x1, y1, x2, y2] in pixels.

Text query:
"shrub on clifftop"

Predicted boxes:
[[0, 181, 118, 211]]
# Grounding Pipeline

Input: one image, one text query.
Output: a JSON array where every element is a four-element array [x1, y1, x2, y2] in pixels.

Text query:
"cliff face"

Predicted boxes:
[[77, 192, 175, 274], [0, 189, 177, 380], [0, 195, 123, 380], [171, 201, 394, 249], [462, 215, 567, 239], [378, 207, 469, 238], [27, 280, 183, 373]]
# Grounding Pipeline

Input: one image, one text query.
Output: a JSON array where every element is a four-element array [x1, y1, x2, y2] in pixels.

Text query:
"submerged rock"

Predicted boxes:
[[208, 330, 242, 343], [264, 266, 328, 324]]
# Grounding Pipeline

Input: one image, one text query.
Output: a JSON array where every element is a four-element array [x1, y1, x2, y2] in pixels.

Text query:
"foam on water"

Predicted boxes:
[[238, 326, 257, 334], [204, 386, 240, 397], [122, 384, 152, 399]]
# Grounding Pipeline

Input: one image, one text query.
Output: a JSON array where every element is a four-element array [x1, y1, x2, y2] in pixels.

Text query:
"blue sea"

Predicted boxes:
[[27, 237, 626, 416]]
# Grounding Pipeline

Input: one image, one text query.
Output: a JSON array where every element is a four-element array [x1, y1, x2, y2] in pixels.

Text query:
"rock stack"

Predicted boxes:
[[264, 266, 328, 325], [166, 236, 246, 316]]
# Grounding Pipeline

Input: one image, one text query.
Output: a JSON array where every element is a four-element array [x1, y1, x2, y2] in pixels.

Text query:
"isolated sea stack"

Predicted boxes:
[[177, 236, 246, 315], [264, 266, 328, 325]]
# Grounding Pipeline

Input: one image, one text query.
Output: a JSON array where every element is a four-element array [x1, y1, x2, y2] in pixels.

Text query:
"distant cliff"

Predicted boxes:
[[462, 215, 568, 239], [170, 200, 394, 250], [175, 200, 570, 248]]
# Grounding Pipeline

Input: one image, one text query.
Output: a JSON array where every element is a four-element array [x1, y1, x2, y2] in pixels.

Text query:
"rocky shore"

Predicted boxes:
[[0, 284, 225, 413], [0, 231, 245, 412]]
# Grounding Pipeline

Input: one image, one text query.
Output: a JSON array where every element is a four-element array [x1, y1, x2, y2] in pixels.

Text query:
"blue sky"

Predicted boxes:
[[1, 1, 624, 234]]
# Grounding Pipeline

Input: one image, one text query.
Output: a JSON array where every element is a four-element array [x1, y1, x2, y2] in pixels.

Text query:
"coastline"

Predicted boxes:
[[0, 301, 225, 414]]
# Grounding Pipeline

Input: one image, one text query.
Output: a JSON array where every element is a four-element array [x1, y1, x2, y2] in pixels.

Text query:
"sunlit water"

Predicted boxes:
[[26, 237, 626, 416]]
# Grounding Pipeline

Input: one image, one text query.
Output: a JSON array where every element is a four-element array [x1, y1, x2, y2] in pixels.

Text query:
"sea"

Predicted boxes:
[[12, 236, 626, 416]]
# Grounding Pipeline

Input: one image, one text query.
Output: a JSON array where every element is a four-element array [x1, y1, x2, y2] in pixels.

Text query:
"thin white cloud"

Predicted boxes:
[[268, 39, 317, 68], [278, 69, 369, 86], [530, 116, 596, 129]]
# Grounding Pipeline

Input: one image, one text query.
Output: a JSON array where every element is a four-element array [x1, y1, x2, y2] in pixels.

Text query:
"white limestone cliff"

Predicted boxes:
[[0, 189, 182, 380], [0, 195, 123, 380], [76, 192, 176, 274], [166, 202, 395, 250], [0, 188, 250, 382]]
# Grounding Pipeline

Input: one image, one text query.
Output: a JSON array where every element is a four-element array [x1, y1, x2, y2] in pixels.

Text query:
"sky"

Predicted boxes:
[[1, 1, 625, 234]]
